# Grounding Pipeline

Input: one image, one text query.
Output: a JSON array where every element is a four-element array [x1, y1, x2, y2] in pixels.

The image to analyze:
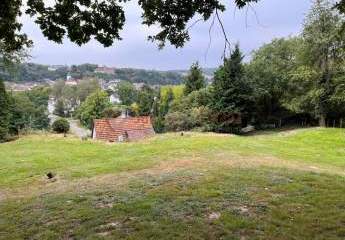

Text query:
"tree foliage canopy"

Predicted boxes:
[[76, 90, 110, 129], [4, 0, 345, 56], [117, 81, 138, 106], [52, 118, 70, 134], [0, 0, 265, 54], [301, 0, 345, 126], [6, 86, 50, 136], [246, 37, 302, 122]]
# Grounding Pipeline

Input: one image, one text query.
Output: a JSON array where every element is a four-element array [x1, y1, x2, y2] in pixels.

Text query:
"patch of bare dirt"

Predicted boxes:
[[237, 206, 249, 214], [97, 222, 121, 234], [0, 191, 6, 201], [277, 128, 316, 137], [95, 202, 114, 209]]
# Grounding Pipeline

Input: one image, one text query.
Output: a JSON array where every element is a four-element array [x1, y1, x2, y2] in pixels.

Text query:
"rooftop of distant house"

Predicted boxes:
[[93, 115, 155, 142], [95, 66, 115, 74]]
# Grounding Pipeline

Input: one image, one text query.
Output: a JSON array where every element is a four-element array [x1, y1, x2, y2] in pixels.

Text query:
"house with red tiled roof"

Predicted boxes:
[[92, 114, 155, 142]]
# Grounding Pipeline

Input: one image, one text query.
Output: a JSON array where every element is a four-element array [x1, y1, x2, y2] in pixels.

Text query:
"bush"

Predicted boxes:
[[130, 103, 140, 116], [152, 116, 165, 133], [190, 106, 213, 131], [52, 118, 70, 133], [101, 106, 122, 118], [185, 87, 212, 108], [164, 111, 193, 132]]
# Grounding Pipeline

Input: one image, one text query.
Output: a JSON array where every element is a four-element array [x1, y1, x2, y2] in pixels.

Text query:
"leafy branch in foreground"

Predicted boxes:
[[0, 0, 259, 55]]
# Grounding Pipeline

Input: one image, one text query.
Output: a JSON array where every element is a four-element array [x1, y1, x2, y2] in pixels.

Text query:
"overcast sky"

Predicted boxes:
[[21, 0, 313, 70]]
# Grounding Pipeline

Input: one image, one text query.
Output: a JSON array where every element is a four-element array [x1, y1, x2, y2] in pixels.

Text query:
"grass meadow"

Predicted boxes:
[[0, 128, 345, 239]]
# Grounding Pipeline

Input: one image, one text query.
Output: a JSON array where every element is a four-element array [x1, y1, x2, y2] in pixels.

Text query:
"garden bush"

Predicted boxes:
[[52, 118, 70, 134]]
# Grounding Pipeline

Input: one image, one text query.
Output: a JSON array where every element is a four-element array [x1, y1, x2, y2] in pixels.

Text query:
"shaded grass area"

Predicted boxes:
[[0, 128, 344, 189], [1, 167, 345, 239]]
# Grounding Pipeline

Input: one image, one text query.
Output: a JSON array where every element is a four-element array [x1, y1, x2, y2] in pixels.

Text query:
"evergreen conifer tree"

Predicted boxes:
[[184, 62, 206, 95], [211, 44, 253, 132]]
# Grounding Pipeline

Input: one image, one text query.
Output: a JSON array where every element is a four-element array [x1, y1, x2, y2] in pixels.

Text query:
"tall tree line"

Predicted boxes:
[[154, 0, 345, 132]]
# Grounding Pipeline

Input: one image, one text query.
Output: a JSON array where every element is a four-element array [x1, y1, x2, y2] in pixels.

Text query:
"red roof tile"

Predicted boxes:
[[93, 116, 155, 142]]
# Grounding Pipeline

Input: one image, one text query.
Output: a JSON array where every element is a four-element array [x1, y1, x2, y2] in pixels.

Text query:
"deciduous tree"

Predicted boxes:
[[301, 0, 345, 126], [76, 90, 110, 129], [117, 81, 138, 106]]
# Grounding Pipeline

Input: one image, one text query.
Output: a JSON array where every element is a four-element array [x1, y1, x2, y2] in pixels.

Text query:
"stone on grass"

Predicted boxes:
[[208, 212, 221, 220]]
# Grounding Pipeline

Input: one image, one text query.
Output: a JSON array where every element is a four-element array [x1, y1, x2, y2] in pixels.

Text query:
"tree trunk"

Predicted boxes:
[[319, 115, 326, 127]]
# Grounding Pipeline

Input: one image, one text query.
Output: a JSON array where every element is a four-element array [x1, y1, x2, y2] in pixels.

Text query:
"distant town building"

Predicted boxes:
[[110, 94, 120, 104], [65, 79, 78, 86], [151, 84, 161, 90], [5, 81, 40, 91], [100, 79, 121, 91], [66, 73, 72, 81], [133, 83, 145, 90], [95, 66, 115, 75], [65, 73, 79, 85], [48, 65, 65, 71]]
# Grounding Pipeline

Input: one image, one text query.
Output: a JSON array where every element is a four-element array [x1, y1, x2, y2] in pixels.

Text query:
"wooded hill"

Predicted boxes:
[[0, 62, 187, 85]]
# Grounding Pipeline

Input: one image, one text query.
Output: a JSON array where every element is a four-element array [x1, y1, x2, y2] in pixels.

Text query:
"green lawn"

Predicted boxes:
[[0, 128, 345, 239]]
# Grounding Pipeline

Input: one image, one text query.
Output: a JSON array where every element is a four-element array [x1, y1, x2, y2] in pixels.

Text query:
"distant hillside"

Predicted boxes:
[[98, 68, 184, 85], [170, 68, 216, 82], [202, 68, 217, 77], [0, 62, 185, 85]]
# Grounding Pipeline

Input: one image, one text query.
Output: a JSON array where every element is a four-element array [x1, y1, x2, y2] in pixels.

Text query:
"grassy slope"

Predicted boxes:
[[0, 128, 345, 239], [0, 128, 344, 189]]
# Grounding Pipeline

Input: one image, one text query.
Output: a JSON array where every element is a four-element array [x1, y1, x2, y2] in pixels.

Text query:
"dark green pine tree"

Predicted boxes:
[[0, 79, 10, 141], [138, 85, 155, 116], [184, 62, 206, 95], [211, 44, 253, 133]]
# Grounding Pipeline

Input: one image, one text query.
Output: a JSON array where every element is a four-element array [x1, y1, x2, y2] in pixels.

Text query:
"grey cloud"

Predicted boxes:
[[21, 0, 312, 70]]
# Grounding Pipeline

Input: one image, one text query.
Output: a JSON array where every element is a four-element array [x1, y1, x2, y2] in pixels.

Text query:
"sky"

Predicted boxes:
[[21, 0, 313, 70]]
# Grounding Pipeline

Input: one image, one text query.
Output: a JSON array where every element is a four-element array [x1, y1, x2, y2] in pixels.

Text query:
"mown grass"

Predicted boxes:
[[0, 128, 345, 239], [1, 168, 345, 239], [0, 128, 344, 188]]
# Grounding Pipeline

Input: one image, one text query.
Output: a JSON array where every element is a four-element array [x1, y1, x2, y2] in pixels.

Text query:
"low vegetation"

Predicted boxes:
[[52, 118, 70, 134], [0, 128, 345, 239]]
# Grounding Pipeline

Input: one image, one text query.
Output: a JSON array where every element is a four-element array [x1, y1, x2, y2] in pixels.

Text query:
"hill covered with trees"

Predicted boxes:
[[0, 62, 185, 85]]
